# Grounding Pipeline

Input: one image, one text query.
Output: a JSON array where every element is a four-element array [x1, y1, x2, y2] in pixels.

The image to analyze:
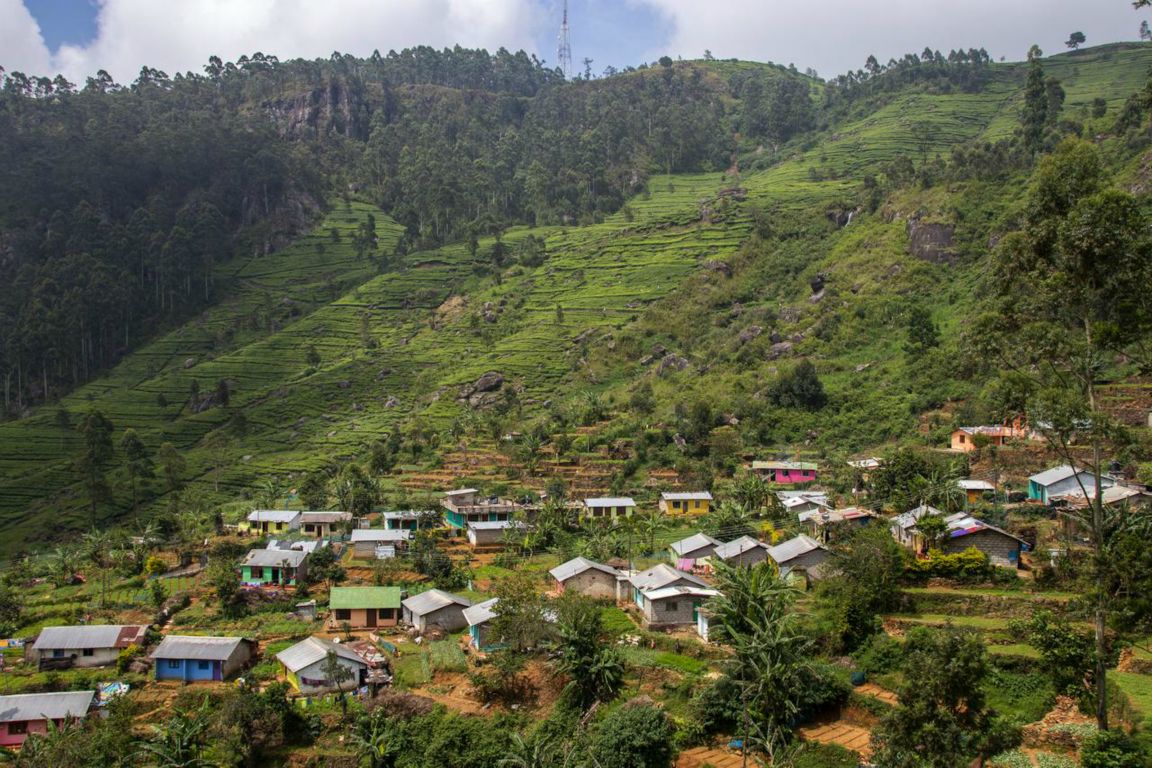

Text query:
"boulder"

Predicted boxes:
[[738, 326, 763, 344], [658, 354, 690, 375], [906, 218, 956, 264], [703, 260, 732, 277], [767, 341, 793, 360]]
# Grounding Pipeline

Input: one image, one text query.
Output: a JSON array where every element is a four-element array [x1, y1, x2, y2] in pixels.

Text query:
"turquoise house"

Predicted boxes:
[[239, 548, 308, 586]]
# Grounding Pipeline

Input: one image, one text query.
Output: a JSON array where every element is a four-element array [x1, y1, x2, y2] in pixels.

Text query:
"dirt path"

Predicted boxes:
[[855, 682, 898, 705], [676, 746, 745, 768], [797, 722, 872, 758]]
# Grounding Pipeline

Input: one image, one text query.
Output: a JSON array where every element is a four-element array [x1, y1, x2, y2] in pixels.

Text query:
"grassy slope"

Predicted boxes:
[[1, 44, 1151, 553]]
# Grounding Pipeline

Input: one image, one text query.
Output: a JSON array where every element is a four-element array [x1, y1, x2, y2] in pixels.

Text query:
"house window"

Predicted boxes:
[[664, 602, 678, 612], [334, 609, 351, 621], [252, 567, 264, 579], [167, 660, 181, 669], [959, 434, 966, 444], [8, 721, 27, 735], [82, 649, 94, 657], [198, 661, 210, 671]]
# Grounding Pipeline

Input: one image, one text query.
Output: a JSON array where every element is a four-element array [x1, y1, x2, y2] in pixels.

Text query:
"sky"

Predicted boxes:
[[2, 0, 1147, 85]]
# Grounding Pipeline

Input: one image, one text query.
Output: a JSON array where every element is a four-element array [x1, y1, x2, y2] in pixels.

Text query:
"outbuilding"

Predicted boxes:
[[464, 598, 501, 650], [350, 529, 411, 560], [466, 520, 523, 548]]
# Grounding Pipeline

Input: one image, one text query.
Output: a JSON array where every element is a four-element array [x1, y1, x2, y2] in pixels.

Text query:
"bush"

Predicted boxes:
[[117, 643, 144, 673], [591, 702, 676, 768], [852, 633, 904, 677], [793, 743, 861, 768], [1080, 729, 1146, 768], [904, 547, 995, 583]]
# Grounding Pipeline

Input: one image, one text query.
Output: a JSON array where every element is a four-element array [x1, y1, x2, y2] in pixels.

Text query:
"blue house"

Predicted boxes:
[[464, 598, 501, 651], [1028, 465, 1116, 505], [150, 636, 255, 682]]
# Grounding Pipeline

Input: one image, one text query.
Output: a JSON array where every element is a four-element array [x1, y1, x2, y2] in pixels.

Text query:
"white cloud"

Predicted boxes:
[[637, 0, 1144, 76], [0, 0, 52, 75], [9, 0, 543, 83]]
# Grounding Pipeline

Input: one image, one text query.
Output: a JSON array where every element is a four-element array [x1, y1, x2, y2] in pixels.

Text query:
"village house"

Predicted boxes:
[[350, 529, 411, 560], [658, 491, 712, 517], [798, 507, 878, 543], [267, 538, 324, 555], [466, 520, 525, 549], [1028, 465, 1116, 505], [751, 461, 819, 485], [239, 548, 308, 586], [1052, 484, 1152, 509], [401, 589, 472, 633], [581, 496, 636, 521], [441, 488, 521, 529], [950, 422, 1030, 452], [299, 511, 353, 538], [637, 584, 720, 630], [768, 534, 831, 582], [668, 533, 722, 566], [383, 510, 437, 530], [779, 492, 833, 517], [328, 586, 402, 630], [0, 691, 95, 748], [712, 536, 772, 567], [151, 636, 256, 682], [244, 510, 301, 535], [464, 598, 501, 650], [549, 557, 621, 599], [892, 506, 1027, 568], [958, 479, 997, 506], [28, 624, 148, 670], [627, 563, 708, 605], [276, 636, 368, 695]]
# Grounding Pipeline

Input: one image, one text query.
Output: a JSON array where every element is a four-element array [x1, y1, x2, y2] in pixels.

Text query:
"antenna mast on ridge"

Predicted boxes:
[[557, 0, 573, 78]]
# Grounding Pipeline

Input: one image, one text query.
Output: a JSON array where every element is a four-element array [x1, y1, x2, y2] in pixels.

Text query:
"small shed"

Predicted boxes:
[[548, 557, 621, 599], [958, 479, 996, 505], [401, 589, 472, 633], [328, 586, 402, 629], [151, 636, 255, 682], [466, 520, 522, 549], [383, 510, 437, 530], [276, 636, 368, 695], [350, 529, 411, 560], [29, 625, 148, 670], [0, 691, 95, 748], [464, 598, 501, 650], [798, 507, 878, 543]]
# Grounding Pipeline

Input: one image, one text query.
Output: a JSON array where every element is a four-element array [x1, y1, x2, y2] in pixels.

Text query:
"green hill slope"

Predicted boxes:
[[2, 44, 1152, 553]]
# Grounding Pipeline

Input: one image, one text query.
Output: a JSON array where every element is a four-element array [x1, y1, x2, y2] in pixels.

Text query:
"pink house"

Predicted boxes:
[[751, 461, 819, 485], [0, 691, 95, 747]]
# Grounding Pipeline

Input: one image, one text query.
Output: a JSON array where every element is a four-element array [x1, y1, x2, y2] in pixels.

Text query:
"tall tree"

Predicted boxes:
[[76, 410, 115, 524], [120, 428, 154, 515]]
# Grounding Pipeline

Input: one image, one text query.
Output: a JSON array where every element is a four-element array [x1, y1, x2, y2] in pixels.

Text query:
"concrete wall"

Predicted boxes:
[[30, 647, 120, 669], [558, 569, 616, 600], [724, 548, 769, 568], [943, 530, 1022, 568], [288, 656, 365, 695], [467, 527, 506, 547], [330, 607, 399, 629], [156, 658, 222, 682], [0, 719, 53, 748], [408, 604, 468, 633], [672, 545, 716, 561], [779, 548, 830, 575], [642, 595, 701, 627]]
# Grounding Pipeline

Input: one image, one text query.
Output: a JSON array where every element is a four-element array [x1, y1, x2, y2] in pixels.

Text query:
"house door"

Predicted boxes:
[[366, 610, 377, 628], [271, 568, 280, 583], [213, 661, 222, 682], [692, 602, 699, 622]]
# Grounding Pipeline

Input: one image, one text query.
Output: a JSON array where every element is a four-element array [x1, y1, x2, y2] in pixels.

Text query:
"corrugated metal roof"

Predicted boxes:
[[629, 564, 706, 591], [642, 586, 719, 601], [329, 587, 402, 610], [782, 495, 832, 510], [752, 461, 819, 471], [799, 507, 876, 525], [351, 529, 411, 542], [714, 536, 769, 560], [661, 491, 713, 501], [299, 511, 352, 524], [267, 539, 322, 554], [276, 636, 364, 673], [0, 691, 95, 723], [958, 479, 996, 491], [669, 533, 721, 557], [549, 556, 620, 582], [444, 488, 479, 496], [892, 505, 946, 531], [401, 589, 471, 616], [32, 625, 146, 651], [768, 534, 825, 564], [463, 598, 500, 627], [247, 510, 301, 523], [151, 635, 248, 661], [1028, 465, 1082, 487], [584, 497, 636, 507], [468, 520, 520, 531], [241, 549, 308, 568]]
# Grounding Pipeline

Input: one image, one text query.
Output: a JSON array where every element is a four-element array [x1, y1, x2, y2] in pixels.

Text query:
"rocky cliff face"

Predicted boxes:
[[264, 79, 372, 140]]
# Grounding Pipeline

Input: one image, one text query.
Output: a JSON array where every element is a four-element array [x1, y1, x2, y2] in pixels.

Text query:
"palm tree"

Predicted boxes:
[[634, 508, 669, 557], [350, 710, 398, 768], [81, 529, 116, 608], [255, 477, 281, 509]]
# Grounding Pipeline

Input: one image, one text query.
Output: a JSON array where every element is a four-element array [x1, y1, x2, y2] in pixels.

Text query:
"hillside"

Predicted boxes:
[[1, 44, 1152, 553]]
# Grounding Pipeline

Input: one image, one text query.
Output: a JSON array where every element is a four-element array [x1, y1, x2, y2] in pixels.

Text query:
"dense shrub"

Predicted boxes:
[[904, 547, 995, 583]]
